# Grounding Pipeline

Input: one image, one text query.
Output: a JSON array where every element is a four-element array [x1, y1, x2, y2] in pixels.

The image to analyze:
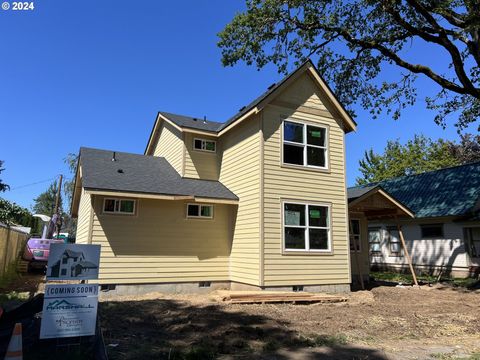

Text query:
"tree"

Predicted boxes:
[[32, 181, 62, 217], [63, 153, 78, 206], [0, 198, 31, 226], [62, 153, 79, 237], [0, 160, 9, 192], [449, 133, 480, 163], [218, 0, 480, 131], [356, 135, 459, 184]]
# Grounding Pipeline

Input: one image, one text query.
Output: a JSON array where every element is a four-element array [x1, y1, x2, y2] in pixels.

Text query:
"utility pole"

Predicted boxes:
[[54, 175, 63, 215]]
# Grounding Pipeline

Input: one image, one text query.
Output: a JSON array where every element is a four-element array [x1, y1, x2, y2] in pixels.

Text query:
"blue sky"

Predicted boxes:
[[0, 0, 469, 209]]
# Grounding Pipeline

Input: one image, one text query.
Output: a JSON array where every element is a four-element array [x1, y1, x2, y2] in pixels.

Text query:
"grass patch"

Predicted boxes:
[[0, 291, 29, 305], [371, 271, 478, 288], [298, 334, 349, 348], [0, 263, 20, 289]]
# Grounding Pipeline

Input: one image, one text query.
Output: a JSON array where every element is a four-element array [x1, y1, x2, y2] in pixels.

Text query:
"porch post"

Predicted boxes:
[[395, 217, 418, 286]]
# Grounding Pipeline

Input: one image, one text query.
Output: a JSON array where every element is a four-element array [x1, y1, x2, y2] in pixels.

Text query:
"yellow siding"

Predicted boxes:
[[184, 133, 219, 180], [262, 72, 350, 286], [219, 115, 261, 286], [90, 195, 232, 284], [152, 121, 184, 175], [75, 190, 92, 244]]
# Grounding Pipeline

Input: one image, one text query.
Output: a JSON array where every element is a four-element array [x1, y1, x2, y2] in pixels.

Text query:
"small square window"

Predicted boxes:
[[61, 269, 67, 276], [188, 204, 199, 217], [104, 199, 115, 212]]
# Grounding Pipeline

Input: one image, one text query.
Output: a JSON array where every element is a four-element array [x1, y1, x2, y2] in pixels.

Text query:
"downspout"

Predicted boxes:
[[259, 113, 265, 288]]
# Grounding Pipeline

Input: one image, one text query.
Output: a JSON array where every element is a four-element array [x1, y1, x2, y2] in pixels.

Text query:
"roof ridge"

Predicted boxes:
[[159, 111, 224, 125]]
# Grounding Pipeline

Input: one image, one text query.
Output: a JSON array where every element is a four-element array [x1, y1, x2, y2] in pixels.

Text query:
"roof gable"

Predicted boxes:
[[145, 60, 357, 153]]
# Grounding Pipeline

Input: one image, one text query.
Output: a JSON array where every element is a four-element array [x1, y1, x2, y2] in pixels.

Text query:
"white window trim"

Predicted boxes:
[[102, 198, 136, 215], [282, 119, 329, 170], [186, 203, 214, 219], [282, 200, 332, 253], [349, 218, 361, 252], [368, 227, 382, 254], [386, 226, 402, 256], [193, 138, 216, 153]]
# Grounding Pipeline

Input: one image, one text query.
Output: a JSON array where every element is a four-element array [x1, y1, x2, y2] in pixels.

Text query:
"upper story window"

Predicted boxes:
[[187, 203, 213, 219], [103, 198, 136, 215], [282, 120, 328, 169], [420, 224, 443, 238], [194, 138, 216, 153], [283, 201, 331, 252]]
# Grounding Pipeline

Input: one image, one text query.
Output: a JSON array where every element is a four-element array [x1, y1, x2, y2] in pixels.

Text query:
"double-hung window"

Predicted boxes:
[[187, 204, 213, 219], [387, 226, 401, 256], [283, 120, 328, 169], [283, 202, 331, 252], [193, 138, 216, 152], [349, 219, 361, 252], [103, 198, 136, 215], [368, 228, 381, 253]]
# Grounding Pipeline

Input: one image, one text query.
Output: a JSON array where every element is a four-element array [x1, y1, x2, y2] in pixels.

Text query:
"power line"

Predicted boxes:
[[9, 176, 60, 191]]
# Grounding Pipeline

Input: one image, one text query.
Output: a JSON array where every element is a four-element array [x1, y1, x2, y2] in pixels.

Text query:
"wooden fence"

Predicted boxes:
[[0, 224, 29, 277]]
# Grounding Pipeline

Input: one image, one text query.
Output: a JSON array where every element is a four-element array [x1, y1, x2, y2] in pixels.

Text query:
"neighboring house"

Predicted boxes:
[[348, 162, 480, 277], [71, 60, 410, 294], [50, 249, 98, 278]]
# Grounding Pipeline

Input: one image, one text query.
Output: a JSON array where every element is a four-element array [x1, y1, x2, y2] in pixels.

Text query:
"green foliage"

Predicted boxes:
[[0, 198, 31, 226], [0, 160, 9, 192], [218, 0, 480, 131], [32, 181, 62, 217], [356, 135, 459, 185], [63, 153, 78, 206]]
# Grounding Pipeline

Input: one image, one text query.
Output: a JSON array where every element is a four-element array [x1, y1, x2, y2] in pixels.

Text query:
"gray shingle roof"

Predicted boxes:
[[348, 161, 480, 218], [159, 112, 223, 133], [347, 185, 378, 202], [80, 147, 238, 201]]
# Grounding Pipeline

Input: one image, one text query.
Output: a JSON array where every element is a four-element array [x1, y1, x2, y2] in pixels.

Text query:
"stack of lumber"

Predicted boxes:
[[214, 290, 348, 304]]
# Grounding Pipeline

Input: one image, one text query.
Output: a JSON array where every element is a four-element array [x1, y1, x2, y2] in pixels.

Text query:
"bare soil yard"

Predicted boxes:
[[99, 284, 480, 360]]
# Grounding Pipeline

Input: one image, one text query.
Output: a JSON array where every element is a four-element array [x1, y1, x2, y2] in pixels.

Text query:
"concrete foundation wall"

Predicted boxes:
[[98, 281, 351, 299]]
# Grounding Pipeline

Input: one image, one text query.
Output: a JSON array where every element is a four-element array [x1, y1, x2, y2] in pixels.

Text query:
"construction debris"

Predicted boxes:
[[213, 290, 348, 304]]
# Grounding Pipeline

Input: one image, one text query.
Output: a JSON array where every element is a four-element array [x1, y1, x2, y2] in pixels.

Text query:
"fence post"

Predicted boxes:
[[2, 227, 11, 276]]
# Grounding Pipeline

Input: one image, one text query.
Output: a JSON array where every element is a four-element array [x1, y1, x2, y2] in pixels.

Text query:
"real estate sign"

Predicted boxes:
[[40, 284, 99, 339], [46, 244, 101, 280]]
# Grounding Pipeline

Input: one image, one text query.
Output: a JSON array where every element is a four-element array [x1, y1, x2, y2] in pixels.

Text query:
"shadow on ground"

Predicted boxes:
[[99, 299, 387, 360]]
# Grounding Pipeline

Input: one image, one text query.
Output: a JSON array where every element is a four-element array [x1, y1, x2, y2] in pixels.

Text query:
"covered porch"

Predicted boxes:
[[348, 185, 415, 289]]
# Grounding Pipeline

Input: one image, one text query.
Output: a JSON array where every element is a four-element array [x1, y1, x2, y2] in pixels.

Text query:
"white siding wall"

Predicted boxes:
[[369, 220, 471, 274]]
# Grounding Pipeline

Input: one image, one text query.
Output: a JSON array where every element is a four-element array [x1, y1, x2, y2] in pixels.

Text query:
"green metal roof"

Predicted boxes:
[[349, 161, 480, 219]]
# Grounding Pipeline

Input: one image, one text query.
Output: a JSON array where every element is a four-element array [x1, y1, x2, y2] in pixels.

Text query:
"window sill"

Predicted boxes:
[[282, 250, 334, 256], [281, 163, 330, 174]]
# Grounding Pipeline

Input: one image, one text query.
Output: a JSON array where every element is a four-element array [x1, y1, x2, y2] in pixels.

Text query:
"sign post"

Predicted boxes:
[[40, 244, 101, 339]]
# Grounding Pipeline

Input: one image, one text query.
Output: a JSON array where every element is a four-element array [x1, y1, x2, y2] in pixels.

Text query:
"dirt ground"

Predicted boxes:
[[99, 284, 480, 360]]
